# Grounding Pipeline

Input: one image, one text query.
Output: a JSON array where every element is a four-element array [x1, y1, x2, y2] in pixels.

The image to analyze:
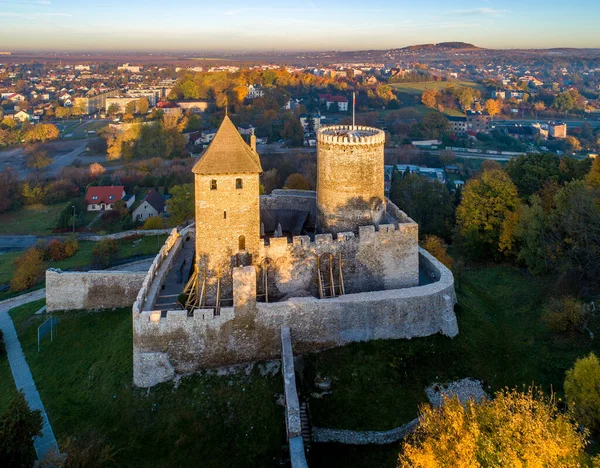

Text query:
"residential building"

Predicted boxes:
[[246, 85, 264, 99], [466, 111, 491, 134], [74, 89, 119, 114], [132, 190, 166, 222], [549, 122, 567, 139], [13, 110, 31, 122], [327, 96, 349, 112], [85, 186, 134, 211], [118, 63, 142, 73], [200, 128, 218, 144], [176, 100, 211, 113], [491, 90, 506, 99], [299, 114, 322, 132], [447, 115, 467, 136]]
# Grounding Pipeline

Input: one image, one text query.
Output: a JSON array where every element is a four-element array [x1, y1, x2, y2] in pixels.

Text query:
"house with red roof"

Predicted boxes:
[[85, 185, 135, 211]]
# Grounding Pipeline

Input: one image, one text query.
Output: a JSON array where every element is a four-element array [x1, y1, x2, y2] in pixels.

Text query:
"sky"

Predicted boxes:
[[0, 0, 599, 52]]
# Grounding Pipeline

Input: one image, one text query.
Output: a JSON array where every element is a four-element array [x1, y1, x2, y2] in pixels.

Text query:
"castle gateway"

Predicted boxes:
[[132, 117, 458, 388]]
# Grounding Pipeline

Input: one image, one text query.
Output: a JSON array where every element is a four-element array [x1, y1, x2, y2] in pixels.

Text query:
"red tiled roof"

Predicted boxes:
[[328, 96, 348, 103], [157, 101, 179, 109], [85, 186, 125, 205]]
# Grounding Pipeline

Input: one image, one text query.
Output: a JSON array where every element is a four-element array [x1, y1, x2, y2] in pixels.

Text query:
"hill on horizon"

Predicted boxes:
[[400, 42, 483, 51]]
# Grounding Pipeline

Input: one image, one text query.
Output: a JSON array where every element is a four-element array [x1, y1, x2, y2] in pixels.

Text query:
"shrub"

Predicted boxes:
[[542, 297, 588, 333], [10, 247, 46, 292], [63, 236, 79, 257], [91, 239, 119, 268], [565, 353, 600, 432], [142, 216, 164, 230], [46, 239, 68, 261], [0, 330, 4, 354]]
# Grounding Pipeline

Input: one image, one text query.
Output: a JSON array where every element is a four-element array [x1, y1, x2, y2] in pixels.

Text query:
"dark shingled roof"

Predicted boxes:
[[142, 189, 165, 213], [192, 116, 262, 175]]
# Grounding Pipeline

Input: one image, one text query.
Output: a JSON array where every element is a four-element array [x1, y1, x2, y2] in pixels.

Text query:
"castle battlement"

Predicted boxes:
[[260, 221, 417, 257], [317, 125, 386, 146]]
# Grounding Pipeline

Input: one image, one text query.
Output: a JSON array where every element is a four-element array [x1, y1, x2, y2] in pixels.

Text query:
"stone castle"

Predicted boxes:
[[131, 117, 458, 388]]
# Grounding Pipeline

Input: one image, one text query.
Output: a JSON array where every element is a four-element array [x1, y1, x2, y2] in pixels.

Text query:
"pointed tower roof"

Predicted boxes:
[[192, 116, 262, 175]]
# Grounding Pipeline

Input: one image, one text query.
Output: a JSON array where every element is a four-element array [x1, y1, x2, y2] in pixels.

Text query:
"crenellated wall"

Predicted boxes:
[[317, 125, 386, 233], [133, 248, 458, 388], [256, 220, 419, 300]]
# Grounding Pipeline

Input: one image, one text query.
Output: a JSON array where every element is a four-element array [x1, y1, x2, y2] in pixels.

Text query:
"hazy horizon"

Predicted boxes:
[[0, 0, 599, 52]]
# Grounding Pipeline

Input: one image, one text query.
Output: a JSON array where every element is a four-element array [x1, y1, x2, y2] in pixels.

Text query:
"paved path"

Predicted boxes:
[[0, 288, 59, 460]]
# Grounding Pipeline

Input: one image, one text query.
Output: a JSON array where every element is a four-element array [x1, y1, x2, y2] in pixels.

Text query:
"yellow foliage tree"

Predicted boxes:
[[421, 89, 439, 109], [586, 157, 600, 189], [420, 235, 453, 269], [484, 98, 502, 117], [399, 388, 589, 467], [565, 353, 600, 432]]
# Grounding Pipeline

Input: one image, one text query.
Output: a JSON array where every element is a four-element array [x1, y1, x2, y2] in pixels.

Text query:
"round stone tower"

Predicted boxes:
[[317, 125, 386, 234]]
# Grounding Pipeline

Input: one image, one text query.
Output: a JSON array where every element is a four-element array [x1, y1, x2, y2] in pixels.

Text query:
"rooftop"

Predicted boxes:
[[192, 116, 263, 175]]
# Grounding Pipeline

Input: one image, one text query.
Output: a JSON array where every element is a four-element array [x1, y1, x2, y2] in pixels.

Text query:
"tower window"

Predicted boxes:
[[236, 178, 243, 189], [210, 180, 217, 190], [239, 235, 245, 251], [223, 211, 227, 219]]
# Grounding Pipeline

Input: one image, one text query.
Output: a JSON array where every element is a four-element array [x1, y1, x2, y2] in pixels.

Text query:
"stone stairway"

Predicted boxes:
[[300, 401, 312, 451]]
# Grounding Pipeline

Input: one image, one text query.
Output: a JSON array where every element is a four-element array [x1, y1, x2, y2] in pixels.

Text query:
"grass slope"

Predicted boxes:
[[306, 263, 595, 431], [390, 80, 485, 95], [0, 203, 67, 235], [306, 263, 600, 466], [8, 301, 285, 467]]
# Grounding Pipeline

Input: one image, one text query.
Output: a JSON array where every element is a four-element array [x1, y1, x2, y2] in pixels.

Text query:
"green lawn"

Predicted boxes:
[[0, 235, 167, 293], [7, 301, 285, 467], [306, 263, 596, 435], [0, 204, 67, 235], [0, 343, 18, 415], [389, 80, 485, 95]]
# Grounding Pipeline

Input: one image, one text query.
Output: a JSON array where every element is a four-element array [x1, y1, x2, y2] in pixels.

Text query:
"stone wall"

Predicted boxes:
[[256, 221, 419, 300], [46, 269, 145, 312], [133, 248, 458, 388], [317, 126, 386, 233]]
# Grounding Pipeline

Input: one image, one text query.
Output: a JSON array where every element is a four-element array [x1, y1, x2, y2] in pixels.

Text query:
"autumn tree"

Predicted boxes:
[[586, 157, 600, 189], [284, 173, 310, 190], [26, 149, 53, 180], [0, 392, 43, 468], [89, 162, 106, 178], [456, 169, 520, 258], [484, 98, 502, 117], [166, 183, 194, 226], [136, 98, 149, 115], [10, 247, 46, 292], [91, 239, 119, 268], [399, 388, 589, 467], [565, 353, 600, 432], [421, 89, 439, 109], [420, 235, 453, 269]]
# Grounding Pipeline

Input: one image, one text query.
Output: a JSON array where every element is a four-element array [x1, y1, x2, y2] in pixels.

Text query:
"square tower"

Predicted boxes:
[[192, 116, 263, 301]]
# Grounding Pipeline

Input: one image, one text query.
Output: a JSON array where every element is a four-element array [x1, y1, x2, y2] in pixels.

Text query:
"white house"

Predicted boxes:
[[85, 185, 134, 211], [13, 110, 31, 122], [131, 189, 166, 222]]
